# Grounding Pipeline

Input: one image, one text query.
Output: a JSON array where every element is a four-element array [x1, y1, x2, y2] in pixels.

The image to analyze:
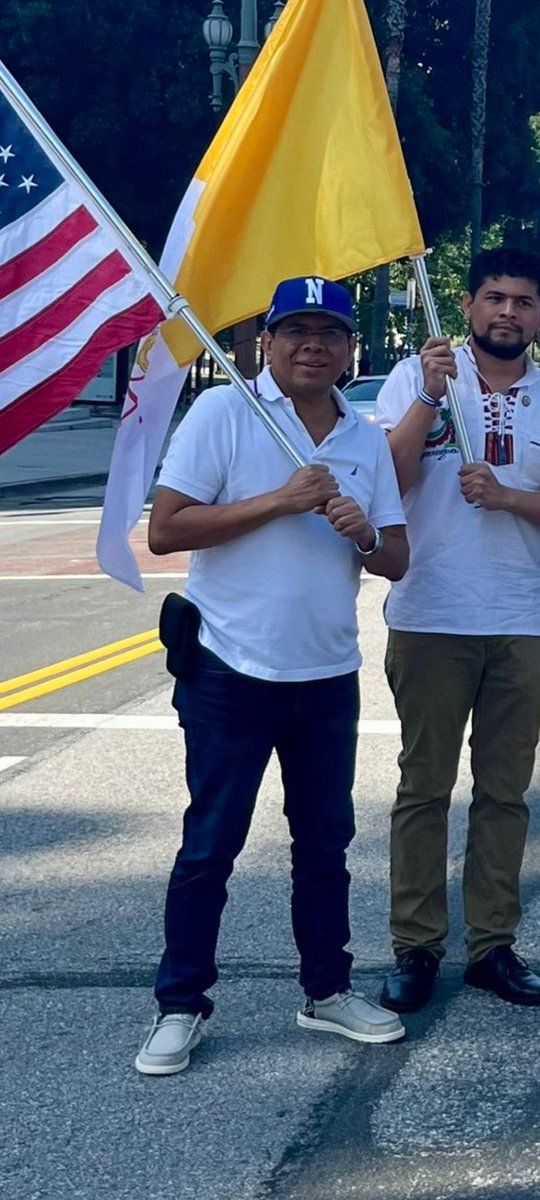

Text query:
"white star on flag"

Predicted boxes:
[[18, 173, 37, 193], [0, 143, 14, 162]]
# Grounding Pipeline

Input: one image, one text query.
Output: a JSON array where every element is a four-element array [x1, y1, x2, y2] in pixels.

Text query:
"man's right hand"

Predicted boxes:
[[420, 336, 457, 401], [275, 465, 340, 514]]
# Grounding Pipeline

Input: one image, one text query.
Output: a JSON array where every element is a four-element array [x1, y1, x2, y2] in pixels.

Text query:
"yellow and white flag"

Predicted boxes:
[[97, 0, 425, 589]]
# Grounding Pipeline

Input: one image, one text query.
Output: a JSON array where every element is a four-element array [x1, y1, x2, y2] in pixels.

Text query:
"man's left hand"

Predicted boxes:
[[325, 496, 374, 545], [459, 462, 507, 510]]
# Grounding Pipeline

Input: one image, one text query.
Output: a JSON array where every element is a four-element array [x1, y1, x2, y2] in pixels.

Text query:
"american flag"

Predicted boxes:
[[0, 81, 168, 455]]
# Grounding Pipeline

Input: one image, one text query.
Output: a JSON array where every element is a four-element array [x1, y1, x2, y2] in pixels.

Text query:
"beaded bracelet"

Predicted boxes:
[[418, 387, 443, 409]]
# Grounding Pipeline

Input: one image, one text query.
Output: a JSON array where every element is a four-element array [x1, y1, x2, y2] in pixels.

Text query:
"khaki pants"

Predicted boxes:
[[385, 631, 540, 961]]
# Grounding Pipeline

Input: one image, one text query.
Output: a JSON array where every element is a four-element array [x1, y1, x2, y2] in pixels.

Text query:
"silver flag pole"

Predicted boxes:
[[412, 255, 474, 463]]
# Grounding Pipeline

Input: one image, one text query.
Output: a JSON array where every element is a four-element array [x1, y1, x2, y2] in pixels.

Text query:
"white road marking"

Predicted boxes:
[[0, 507, 152, 519], [0, 509, 100, 517], [0, 573, 187, 580], [0, 756, 26, 771], [0, 713, 401, 732], [0, 519, 149, 526], [360, 719, 400, 734]]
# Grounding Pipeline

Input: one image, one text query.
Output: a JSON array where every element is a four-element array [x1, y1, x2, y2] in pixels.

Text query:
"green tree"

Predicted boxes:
[[366, 0, 540, 244], [471, 0, 492, 257]]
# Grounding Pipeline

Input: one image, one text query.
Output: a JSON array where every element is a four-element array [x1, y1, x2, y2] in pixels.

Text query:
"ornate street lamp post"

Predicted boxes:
[[203, 2, 285, 110], [202, 1, 237, 114], [203, 1, 286, 374], [264, 1, 285, 39]]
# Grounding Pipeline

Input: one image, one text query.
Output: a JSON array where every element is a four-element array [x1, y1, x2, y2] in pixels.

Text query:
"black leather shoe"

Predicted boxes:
[[380, 947, 439, 1012], [464, 946, 540, 1006]]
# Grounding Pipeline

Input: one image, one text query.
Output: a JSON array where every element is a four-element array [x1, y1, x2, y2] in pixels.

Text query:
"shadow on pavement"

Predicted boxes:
[[0, 807, 134, 858]]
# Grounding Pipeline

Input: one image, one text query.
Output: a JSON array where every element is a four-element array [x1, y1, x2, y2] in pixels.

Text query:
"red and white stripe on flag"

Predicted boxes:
[[0, 85, 167, 455]]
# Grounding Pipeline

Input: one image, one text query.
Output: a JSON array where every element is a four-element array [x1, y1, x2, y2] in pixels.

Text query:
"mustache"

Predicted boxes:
[[489, 320, 521, 332]]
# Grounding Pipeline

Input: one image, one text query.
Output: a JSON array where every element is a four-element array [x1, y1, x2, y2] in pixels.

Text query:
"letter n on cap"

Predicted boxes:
[[305, 277, 324, 305]]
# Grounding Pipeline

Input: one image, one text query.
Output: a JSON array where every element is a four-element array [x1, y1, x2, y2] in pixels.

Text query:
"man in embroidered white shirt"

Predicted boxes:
[[377, 247, 540, 1013]]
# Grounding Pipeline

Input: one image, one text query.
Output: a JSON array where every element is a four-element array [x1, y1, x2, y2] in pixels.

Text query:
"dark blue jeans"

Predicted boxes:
[[155, 645, 359, 1018]]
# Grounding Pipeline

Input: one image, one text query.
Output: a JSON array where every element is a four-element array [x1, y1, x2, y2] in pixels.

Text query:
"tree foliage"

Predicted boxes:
[[1, 0, 540, 269], [382, 0, 540, 246]]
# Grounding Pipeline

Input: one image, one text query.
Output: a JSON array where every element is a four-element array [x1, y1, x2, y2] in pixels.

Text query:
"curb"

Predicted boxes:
[[43, 419, 114, 432], [0, 472, 110, 499]]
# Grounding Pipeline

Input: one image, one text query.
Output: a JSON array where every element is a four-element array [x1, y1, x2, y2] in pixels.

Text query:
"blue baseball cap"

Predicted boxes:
[[265, 276, 357, 333]]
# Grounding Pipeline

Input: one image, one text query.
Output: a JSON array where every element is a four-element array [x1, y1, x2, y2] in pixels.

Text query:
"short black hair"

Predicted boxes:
[[468, 247, 540, 298]]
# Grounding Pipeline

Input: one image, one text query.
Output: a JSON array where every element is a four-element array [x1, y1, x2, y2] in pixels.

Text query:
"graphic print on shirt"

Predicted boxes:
[[421, 406, 459, 461]]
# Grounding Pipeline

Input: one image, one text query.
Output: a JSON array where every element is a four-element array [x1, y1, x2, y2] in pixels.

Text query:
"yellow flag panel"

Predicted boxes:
[[164, 0, 425, 365]]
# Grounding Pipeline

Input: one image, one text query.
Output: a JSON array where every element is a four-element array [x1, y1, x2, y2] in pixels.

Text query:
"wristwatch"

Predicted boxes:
[[358, 525, 384, 556]]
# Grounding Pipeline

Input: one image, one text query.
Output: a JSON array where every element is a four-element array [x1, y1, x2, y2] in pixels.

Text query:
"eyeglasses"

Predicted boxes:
[[273, 324, 351, 346]]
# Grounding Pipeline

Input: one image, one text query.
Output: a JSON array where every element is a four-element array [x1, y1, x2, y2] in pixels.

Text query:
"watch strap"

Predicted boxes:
[[358, 525, 384, 557]]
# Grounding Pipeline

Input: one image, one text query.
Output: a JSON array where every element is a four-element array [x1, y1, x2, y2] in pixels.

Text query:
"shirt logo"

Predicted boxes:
[[421, 407, 459, 460]]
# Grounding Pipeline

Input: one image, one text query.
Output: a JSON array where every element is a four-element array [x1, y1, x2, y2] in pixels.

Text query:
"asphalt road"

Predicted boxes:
[[1, 486, 540, 1200]]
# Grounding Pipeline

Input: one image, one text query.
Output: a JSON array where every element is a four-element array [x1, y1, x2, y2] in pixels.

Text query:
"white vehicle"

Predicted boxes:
[[342, 374, 387, 420]]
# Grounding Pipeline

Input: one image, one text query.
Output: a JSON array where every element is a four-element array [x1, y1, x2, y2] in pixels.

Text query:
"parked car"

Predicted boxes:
[[342, 374, 387, 420]]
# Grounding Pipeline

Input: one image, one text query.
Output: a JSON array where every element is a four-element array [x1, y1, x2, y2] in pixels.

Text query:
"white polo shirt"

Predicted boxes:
[[376, 343, 540, 635], [158, 366, 405, 681]]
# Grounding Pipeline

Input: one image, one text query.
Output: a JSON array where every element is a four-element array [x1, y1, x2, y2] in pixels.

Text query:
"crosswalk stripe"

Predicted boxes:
[[0, 756, 26, 772], [0, 573, 187, 580]]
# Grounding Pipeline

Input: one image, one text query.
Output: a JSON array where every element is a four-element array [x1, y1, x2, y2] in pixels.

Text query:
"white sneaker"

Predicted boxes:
[[297, 989, 405, 1044], [135, 1012, 203, 1075]]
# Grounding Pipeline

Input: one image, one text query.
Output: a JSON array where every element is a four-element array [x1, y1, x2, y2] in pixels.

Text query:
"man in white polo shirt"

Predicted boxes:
[[135, 276, 409, 1075], [377, 247, 540, 1015]]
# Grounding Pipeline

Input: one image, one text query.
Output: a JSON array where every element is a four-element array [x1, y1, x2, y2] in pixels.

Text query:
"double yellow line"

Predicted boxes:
[[0, 629, 162, 711]]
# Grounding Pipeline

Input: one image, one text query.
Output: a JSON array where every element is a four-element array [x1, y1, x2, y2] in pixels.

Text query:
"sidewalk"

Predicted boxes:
[[0, 406, 181, 497]]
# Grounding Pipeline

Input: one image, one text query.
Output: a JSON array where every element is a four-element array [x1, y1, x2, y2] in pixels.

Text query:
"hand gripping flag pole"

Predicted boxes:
[[0, 59, 308, 470], [413, 254, 540, 563], [412, 255, 474, 464]]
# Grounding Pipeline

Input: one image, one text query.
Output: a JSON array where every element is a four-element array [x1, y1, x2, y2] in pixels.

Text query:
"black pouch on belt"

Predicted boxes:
[[159, 593, 202, 681]]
